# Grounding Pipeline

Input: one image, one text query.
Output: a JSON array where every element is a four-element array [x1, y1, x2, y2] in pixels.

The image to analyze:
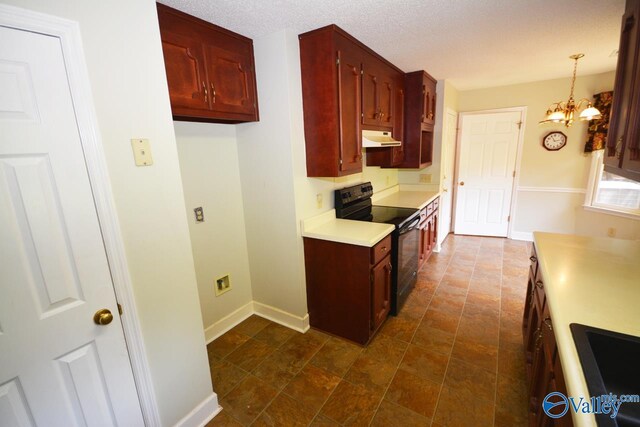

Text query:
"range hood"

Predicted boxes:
[[362, 130, 401, 148]]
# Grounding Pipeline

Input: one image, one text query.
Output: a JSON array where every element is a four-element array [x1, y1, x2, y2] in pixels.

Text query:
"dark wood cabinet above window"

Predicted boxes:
[[157, 3, 259, 123], [605, 0, 640, 181]]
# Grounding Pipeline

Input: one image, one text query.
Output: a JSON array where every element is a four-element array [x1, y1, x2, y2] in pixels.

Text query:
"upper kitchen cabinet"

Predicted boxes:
[[605, 0, 640, 181], [157, 3, 259, 123], [400, 71, 436, 168], [299, 25, 404, 177]]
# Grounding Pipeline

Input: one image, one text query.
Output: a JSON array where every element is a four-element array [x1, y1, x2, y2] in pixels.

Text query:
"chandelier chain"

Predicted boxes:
[[569, 56, 578, 100]]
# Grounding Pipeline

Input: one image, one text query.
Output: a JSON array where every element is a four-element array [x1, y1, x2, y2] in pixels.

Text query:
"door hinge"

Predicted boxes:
[[360, 69, 364, 75], [336, 57, 340, 66], [516, 121, 522, 130], [512, 171, 516, 178], [507, 215, 511, 222], [339, 159, 343, 165], [117, 303, 123, 316]]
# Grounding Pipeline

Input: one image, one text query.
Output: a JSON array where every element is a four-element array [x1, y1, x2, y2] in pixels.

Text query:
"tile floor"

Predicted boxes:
[[205, 235, 531, 426]]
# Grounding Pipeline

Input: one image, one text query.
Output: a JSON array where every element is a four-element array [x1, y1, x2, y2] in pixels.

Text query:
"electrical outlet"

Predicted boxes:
[[419, 174, 431, 183], [316, 193, 323, 209], [215, 275, 231, 296], [607, 227, 616, 238], [194, 207, 204, 222]]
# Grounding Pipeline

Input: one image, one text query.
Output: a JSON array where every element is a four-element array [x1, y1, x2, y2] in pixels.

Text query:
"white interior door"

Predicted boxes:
[[438, 109, 457, 243], [454, 111, 521, 237], [0, 26, 144, 426]]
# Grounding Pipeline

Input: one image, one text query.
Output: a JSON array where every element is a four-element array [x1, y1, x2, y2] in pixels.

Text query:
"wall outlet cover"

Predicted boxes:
[[419, 174, 432, 183], [130, 138, 153, 166], [194, 206, 204, 222]]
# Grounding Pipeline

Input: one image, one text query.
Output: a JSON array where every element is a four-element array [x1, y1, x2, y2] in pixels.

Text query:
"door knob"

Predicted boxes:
[[93, 309, 113, 325], [459, 181, 465, 186]]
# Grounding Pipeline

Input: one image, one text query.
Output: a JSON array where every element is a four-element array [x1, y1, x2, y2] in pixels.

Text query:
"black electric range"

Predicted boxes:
[[335, 182, 420, 315]]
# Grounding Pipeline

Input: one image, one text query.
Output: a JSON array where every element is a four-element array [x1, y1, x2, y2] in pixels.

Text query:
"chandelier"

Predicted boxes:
[[539, 54, 602, 127]]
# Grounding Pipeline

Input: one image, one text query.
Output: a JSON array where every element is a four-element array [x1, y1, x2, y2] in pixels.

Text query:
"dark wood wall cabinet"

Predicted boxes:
[[299, 25, 407, 176], [400, 71, 436, 169], [605, 0, 640, 182], [303, 234, 392, 345], [157, 3, 259, 123], [522, 245, 573, 427], [418, 197, 439, 270]]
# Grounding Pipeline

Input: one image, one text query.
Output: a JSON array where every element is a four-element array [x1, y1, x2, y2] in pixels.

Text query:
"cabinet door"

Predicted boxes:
[[378, 69, 395, 128], [606, 3, 640, 170], [422, 78, 436, 125], [361, 63, 379, 127], [336, 43, 363, 173], [371, 257, 391, 331], [160, 31, 210, 113], [203, 43, 257, 118], [430, 211, 438, 248]]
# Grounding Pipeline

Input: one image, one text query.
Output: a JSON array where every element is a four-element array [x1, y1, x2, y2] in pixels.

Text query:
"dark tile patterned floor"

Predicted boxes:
[[205, 235, 531, 426]]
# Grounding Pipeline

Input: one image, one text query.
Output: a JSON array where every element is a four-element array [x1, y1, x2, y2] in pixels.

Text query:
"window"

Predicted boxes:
[[585, 151, 640, 218]]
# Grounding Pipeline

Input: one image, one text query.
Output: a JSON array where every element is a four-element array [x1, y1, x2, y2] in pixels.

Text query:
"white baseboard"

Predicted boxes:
[[203, 300, 309, 344], [510, 231, 533, 241], [204, 302, 253, 344], [174, 393, 220, 427], [253, 301, 310, 333]]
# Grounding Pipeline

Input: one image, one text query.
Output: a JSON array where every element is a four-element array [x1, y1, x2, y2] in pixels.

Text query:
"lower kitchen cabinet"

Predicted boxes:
[[523, 245, 573, 427], [303, 234, 392, 345], [418, 197, 439, 270]]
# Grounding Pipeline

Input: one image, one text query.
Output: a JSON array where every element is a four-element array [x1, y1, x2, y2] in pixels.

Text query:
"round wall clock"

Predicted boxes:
[[542, 131, 567, 151]]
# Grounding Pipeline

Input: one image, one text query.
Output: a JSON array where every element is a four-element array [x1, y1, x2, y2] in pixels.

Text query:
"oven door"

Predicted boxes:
[[394, 216, 420, 313]]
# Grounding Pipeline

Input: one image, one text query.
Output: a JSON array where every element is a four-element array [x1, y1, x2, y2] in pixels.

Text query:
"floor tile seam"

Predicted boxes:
[[366, 236, 459, 426], [425, 241, 480, 423], [294, 337, 359, 426], [281, 382, 337, 426], [491, 242, 506, 425], [219, 372, 278, 427]]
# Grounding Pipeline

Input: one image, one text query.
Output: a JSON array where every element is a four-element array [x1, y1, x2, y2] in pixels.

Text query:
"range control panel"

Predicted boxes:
[[334, 182, 374, 214]]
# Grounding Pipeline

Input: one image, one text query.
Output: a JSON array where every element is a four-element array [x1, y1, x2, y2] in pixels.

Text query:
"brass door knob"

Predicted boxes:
[[94, 309, 113, 325], [459, 181, 465, 186]]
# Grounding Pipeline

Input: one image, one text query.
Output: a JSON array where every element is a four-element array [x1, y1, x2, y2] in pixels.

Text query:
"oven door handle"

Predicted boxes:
[[400, 217, 421, 235]]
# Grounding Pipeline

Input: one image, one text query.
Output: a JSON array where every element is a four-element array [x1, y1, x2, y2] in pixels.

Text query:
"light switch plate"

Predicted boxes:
[[131, 138, 153, 166]]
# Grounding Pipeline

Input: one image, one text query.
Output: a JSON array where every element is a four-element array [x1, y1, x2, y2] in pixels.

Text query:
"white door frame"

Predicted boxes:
[[0, 4, 161, 426], [452, 106, 527, 238], [438, 107, 458, 242]]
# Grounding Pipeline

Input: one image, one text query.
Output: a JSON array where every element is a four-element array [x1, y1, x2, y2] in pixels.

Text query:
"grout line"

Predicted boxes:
[[367, 234, 459, 427], [430, 239, 482, 425]]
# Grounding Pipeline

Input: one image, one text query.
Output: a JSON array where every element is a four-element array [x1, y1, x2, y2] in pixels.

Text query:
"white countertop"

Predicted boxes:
[[301, 209, 394, 247], [372, 185, 440, 210], [533, 232, 640, 427]]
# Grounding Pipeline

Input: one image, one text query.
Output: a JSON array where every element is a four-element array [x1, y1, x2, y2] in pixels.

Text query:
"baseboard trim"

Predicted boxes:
[[253, 301, 310, 333], [204, 302, 253, 344], [174, 393, 220, 427], [510, 231, 534, 241]]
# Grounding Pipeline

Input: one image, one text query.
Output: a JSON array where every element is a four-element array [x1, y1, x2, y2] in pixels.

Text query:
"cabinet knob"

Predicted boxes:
[[202, 81, 208, 103], [535, 280, 544, 289], [529, 256, 537, 262]]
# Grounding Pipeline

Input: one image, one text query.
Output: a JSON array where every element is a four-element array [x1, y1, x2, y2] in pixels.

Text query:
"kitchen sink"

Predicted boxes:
[[570, 324, 640, 426]]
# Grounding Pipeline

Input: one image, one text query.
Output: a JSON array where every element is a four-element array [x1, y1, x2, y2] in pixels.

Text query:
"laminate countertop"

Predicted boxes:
[[373, 188, 440, 210], [533, 232, 640, 427], [301, 209, 394, 247]]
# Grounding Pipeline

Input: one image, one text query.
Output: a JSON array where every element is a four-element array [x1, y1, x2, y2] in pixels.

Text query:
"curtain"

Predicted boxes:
[[584, 91, 613, 153]]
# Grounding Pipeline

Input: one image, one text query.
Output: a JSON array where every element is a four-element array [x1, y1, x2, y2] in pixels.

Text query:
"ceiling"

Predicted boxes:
[[159, 0, 625, 90]]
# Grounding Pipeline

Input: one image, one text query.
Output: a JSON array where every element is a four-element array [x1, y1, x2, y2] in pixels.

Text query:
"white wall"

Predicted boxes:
[[2, 0, 214, 424], [456, 71, 637, 239], [175, 122, 253, 334]]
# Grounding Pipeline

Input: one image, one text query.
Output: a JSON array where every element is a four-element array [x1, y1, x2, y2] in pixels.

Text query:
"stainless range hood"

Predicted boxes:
[[362, 130, 401, 148]]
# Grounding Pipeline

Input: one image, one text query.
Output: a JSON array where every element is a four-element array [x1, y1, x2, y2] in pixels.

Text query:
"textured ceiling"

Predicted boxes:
[[159, 0, 625, 90]]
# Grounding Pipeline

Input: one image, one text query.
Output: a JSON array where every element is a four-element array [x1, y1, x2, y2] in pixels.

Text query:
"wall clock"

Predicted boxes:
[[542, 131, 567, 151]]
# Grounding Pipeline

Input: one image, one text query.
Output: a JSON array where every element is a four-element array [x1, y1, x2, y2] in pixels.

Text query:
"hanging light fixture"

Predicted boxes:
[[539, 54, 602, 127]]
